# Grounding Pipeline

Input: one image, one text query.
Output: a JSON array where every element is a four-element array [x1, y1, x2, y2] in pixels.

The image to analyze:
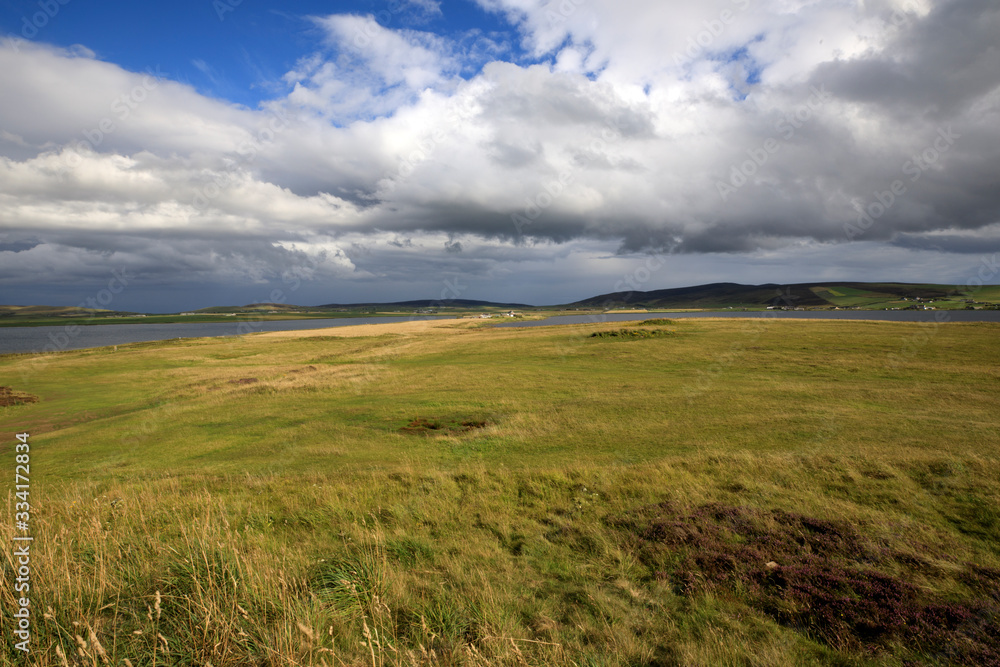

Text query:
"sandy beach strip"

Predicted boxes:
[[252, 318, 475, 340]]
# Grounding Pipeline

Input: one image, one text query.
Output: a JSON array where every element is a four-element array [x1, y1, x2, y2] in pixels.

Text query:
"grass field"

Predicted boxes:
[[809, 284, 1000, 311], [2, 317, 999, 665]]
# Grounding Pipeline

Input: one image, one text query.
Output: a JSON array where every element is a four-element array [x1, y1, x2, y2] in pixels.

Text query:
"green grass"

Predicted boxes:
[[2, 318, 999, 665], [811, 285, 896, 307]]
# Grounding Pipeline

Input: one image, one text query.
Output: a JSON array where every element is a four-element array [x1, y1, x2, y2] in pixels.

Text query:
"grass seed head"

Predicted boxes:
[[89, 628, 109, 663], [297, 622, 316, 641]]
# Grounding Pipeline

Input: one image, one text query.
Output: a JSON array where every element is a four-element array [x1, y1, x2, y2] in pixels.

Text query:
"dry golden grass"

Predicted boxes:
[[1, 317, 998, 665]]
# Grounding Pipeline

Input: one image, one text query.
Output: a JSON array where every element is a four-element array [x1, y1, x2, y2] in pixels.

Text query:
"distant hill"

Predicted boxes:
[[0, 305, 118, 318], [566, 282, 999, 310], [194, 303, 314, 313], [316, 299, 533, 309]]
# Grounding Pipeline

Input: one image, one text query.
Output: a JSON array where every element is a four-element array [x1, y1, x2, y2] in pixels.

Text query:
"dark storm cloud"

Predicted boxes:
[[812, 0, 1000, 118]]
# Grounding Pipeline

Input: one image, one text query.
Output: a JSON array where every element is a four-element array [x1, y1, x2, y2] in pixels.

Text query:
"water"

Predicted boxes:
[[493, 310, 1000, 328], [2, 310, 997, 355], [0, 316, 447, 354]]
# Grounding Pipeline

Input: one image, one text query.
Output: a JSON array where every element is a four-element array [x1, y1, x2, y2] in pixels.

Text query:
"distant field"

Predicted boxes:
[[572, 281, 1000, 311], [2, 318, 999, 665], [810, 283, 1000, 311]]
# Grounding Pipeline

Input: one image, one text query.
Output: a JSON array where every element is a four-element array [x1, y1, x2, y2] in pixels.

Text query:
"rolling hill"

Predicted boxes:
[[567, 281, 1000, 310]]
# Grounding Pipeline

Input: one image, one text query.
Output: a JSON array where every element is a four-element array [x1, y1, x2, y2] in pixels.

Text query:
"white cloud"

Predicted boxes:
[[402, 0, 443, 17], [1, 0, 998, 307], [281, 15, 460, 122]]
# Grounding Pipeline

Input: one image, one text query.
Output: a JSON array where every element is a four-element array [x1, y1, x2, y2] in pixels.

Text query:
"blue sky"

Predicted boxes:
[[0, 0, 998, 311], [2, 0, 525, 107]]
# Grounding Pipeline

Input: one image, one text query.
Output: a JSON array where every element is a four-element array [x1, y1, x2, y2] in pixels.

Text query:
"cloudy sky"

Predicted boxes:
[[1, 0, 998, 311]]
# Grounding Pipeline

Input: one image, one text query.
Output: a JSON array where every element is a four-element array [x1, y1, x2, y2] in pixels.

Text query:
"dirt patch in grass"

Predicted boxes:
[[590, 328, 674, 340], [399, 417, 490, 436], [228, 377, 259, 385], [0, 386, 39, 407], [609, 501, 1000, 664]]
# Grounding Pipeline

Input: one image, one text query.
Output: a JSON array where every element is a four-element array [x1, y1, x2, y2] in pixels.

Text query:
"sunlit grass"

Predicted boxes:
[[1, 318, 998, 665]]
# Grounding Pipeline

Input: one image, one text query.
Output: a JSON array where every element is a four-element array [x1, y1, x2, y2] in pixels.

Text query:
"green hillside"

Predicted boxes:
[[570, 281, 1000, 310]]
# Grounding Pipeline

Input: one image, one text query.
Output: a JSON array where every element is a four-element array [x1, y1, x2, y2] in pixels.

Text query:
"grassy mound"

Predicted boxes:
[[589, 328, 673, 339]]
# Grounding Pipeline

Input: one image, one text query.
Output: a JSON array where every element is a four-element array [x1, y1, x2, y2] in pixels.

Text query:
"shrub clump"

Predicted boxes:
[[0, 386, 39, 406], [590, 328, 673, 340], [399, 417, 489, 436]]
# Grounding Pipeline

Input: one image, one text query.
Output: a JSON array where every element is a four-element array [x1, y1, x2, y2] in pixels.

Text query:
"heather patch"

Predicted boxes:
[[610, 501, 1000, 664]]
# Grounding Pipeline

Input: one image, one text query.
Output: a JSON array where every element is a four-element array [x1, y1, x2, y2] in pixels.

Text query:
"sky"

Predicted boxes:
[[0, 0, 998, 311]]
